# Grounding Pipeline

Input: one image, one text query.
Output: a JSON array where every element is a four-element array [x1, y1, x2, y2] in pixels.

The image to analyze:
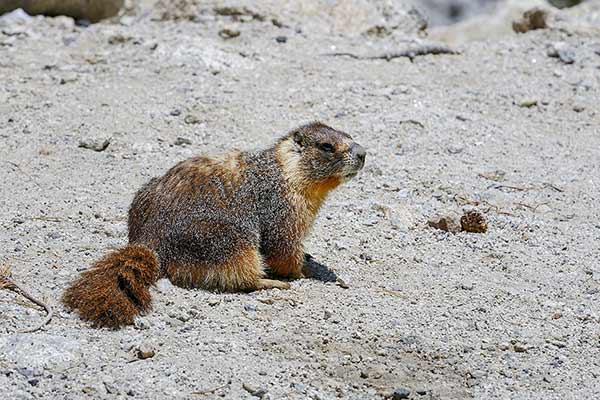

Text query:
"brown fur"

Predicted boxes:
[[62, 122, 364, 328], [165, 244, 265, 291], [62, 244, 159, 328]]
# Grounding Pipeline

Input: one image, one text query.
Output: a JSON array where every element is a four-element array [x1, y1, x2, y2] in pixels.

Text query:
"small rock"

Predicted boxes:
[[291, 383, 307, 393], [59, 74, 78, 84], [207, 298, 220, 306], [478, 170, 506, 182], [513, 343, 528, 353], [547, 42, 576, 64], [498, 342, 510, 351], [108, 34, 133, 45], [428, 214, 461, 233], [461, 211, 487, 233], [416, 389, 427, 395], [79, 138, 110, 152], [136, 342, 156, 359], [165, 316, 183, 327], [243, 304, 257, 312], [552, 312, 562, 319], [169, 109, 181, 116], [219, 27, 240, 39], [82, 386, 94, 393], [155, 278, 174, 293], [391, 388, 410, 399], [517, 98, 538, 108], [447, 144, 464, 154], [275, 36, 287, 43], [184, 114, 201, 124], [336, 276, 350, 289], [47, 231, 61, 240], [512, 7, 549, 33], [174, 137, 192, 146], [243, 383, 267, 398], [573, 105, 585, 113], [134, 318, 150, 330], [546, 338, 566, 348]]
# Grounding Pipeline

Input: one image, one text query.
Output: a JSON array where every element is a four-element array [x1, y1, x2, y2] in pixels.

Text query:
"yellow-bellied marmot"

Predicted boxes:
[[62, 122, 366, 328]]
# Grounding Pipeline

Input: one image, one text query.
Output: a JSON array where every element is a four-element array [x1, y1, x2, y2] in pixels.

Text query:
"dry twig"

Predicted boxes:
[[0, 264, 53, 333], [5, 161, 43, 190], [323, 42, 459, 62], [191, 382, 229, 396], [454, 195, 515, 217]]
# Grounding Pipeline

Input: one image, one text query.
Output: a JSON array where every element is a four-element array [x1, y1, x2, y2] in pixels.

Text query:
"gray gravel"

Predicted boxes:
[[1, 1, 600, 399]]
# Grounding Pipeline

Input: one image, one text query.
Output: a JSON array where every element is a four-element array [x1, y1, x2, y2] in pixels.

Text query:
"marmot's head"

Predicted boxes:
[[278, 122, 366, 184]]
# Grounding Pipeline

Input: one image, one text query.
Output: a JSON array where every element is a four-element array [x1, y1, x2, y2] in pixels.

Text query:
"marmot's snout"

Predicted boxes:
[[349, 142, 366, 172]]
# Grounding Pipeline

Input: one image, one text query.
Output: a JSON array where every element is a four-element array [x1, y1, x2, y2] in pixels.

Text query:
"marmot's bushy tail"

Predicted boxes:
[[62, 244, 159, 328]]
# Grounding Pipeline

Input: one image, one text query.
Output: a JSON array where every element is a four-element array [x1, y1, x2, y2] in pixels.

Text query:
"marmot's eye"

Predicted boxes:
[[318, 143, 335, 153]]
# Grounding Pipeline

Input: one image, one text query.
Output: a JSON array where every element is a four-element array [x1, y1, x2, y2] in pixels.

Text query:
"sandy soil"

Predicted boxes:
[[1, 1, 599, 399]]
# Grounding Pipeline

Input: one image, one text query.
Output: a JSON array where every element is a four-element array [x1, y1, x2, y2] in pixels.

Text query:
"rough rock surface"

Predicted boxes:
[[0, 0, 124, 22], [1, 1, 600, 399]]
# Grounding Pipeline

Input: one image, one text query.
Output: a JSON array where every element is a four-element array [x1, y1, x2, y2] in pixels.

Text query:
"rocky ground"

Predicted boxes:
[[1, 1, 600, 399]]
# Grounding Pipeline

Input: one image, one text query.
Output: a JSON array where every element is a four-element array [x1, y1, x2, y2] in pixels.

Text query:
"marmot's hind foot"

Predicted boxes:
[[255, 279, 291, 291]]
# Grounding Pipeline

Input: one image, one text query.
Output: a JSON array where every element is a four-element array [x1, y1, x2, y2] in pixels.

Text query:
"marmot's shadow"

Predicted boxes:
[[303, 253, 337, 283]]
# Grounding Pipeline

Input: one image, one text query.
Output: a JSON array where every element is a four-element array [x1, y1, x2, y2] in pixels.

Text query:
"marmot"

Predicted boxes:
[[62, 122, 366, 328]]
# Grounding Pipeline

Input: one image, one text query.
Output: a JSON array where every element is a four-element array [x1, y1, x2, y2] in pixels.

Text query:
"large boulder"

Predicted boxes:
[[0, 0, 124, 22]]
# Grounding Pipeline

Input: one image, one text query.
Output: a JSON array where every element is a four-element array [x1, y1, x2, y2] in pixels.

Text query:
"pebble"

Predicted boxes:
[[517, 98, 538, 108], [78, 138, 110, 152], [243, 383, 267, 398], [47, 231, 61, 240], [275, 36, 287, 43], [207, 298, 220, 306], [184, 114, 202, 124], [513, 343, 528, 353], [546, 338, 566, 348], [547, 42, 576, 64], [174, 137, 192, 146], [291, 383, 307, 393], [392, 388, 410, 399], [244, 304, 258, 312], [428, 213, 461, 233], [498, 342, 510, 351], [136, 342, 156, 359], [155, 278, 175, 293], [447, 144, 464, 154], [134, 318, 150, 330], [335, 276, 350, 289], [219, 27, 241, 39]]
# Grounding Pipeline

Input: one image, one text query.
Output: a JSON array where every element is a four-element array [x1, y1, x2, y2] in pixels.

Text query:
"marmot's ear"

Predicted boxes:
[[293, 131, 306, 149]]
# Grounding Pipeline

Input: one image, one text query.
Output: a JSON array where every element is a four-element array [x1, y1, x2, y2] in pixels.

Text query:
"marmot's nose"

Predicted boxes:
[[351, 143, 366, 167]]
